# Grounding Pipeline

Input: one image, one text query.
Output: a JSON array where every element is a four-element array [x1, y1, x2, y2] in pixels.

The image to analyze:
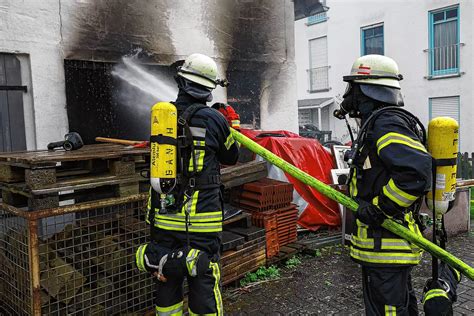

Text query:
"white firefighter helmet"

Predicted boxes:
[[343, 55, 402, 89], [177, 53, 218, 89]]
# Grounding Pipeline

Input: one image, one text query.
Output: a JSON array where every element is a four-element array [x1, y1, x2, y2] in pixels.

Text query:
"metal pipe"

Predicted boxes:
[[28, 219, 41, 316], [230, 128, 474, 280], [0, 193, 147, 220]]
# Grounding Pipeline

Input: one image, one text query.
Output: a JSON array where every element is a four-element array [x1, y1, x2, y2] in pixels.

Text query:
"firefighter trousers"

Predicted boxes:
[[362, 266, 418, 316], [154, 260, 223, 316]]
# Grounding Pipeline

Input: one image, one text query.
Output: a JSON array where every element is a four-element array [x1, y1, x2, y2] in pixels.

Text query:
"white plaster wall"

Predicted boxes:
[[0, 0, 68, 150], [261, 0, 298, 132], [295, 0, 473, 151], [0, 0, 298, 147]]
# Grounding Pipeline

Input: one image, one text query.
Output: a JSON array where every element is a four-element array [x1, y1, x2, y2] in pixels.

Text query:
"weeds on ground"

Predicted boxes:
[[240, 265, 280, 287], [285, 256, 302, 269]]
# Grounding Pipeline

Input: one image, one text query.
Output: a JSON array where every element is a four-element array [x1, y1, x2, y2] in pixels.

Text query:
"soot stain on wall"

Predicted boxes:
[[226, 0, 289, 128], [64, 0, 292, 136], [64, 0, 176, 63]]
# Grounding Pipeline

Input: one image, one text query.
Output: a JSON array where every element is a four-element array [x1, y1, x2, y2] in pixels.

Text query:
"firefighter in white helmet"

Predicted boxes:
[[335, 55, 432, 315], [135, 53, 239, 316]]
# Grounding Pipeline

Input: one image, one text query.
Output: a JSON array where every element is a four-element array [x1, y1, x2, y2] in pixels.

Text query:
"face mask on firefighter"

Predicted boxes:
[[336, 84, 379, 120]]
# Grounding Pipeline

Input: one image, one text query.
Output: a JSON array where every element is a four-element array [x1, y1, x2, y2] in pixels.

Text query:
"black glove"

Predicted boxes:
[[355, 200, 386, 227]]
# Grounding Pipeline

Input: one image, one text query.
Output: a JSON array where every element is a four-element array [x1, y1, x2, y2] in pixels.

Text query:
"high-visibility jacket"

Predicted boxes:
[[147, 94, 239, 237], [349, 110, 432, 267]]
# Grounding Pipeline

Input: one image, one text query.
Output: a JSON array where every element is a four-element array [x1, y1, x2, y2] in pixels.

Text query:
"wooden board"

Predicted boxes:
[[221, 231, 246, 252], [0, 144, 148, 165], [220, 161, 268, 188], [225, 226, 265, 241], [221, 239, 265, 265]]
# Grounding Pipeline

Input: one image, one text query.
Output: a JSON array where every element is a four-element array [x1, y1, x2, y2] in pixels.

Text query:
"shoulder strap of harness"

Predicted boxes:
[[175, 103, 221, 210], [347, 106, 427, 186]]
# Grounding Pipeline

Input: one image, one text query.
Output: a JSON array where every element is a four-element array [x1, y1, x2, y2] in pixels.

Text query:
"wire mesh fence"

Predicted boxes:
[[0, 212, 31, 315], [1, 195, 154, 315]]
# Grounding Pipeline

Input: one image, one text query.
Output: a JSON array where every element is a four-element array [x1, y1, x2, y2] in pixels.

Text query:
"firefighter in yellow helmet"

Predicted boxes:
[[335, 55, 432, 315], [135, 53, 239, 315]]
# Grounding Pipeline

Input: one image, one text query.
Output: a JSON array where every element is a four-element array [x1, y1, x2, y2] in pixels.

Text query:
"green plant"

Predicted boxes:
[[239, 265, 281, 287], [285, 256, 302, 269], [313, 249, 322, 257]]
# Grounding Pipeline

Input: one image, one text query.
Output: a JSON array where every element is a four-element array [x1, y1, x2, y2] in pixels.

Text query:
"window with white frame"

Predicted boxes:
[[429, 5, 460, 76]]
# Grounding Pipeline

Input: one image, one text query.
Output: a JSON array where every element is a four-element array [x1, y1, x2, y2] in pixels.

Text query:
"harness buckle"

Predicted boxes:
[[178, 117, 186, 126], [189, 178, 195, 188]]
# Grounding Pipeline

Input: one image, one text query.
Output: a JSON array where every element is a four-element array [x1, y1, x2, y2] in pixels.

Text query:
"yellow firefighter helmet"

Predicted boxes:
[[177, 53, 218, 89], [343, 54, 403, 89]]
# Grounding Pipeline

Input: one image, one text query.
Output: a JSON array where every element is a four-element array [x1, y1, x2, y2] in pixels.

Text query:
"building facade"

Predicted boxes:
[[0, 0, 298, 151], [295, 0, 473, 152]]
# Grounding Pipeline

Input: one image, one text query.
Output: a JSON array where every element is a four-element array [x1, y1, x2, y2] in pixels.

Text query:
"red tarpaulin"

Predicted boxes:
[[240, 129, 341, 230]]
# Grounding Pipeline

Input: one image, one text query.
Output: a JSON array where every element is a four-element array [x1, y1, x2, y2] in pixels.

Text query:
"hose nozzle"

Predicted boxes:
[[216, 78, 230, 87]]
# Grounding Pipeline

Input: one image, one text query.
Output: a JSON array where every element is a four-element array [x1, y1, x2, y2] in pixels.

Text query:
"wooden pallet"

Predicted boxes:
[[266, 241, 307, 265], [0, 144, 149, 210], [222, 240, 266, 285]]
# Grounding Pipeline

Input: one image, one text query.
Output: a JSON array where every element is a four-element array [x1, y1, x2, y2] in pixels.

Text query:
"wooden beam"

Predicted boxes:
[[221, 161, 268, 188]]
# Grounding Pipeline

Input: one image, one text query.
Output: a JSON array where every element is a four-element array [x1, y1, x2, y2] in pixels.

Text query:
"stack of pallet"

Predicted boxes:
[[221, 212, 266, 285], [230, 178, 298, 258], [0, 144, 150, 211], [0, 146, 270, 315]]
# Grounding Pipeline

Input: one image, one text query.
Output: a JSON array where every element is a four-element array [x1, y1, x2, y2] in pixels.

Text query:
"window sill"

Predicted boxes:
[[425, 72, 464, 80], [308, 88, 331, 93]]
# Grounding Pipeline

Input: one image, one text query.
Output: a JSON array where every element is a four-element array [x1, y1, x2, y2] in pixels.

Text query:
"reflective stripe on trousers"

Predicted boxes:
[[188, 262, 223, 316], [156, 301, 183, 316], [422, 289, 449, 304], [384, 305, 396, 316]]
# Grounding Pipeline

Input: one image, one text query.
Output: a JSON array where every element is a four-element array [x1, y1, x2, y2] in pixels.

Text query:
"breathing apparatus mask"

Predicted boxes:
[[336, 83, 375, 119], [334, 83, 404, 121]]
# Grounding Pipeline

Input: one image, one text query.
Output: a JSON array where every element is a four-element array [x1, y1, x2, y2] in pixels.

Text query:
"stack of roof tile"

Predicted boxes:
[[231, 178, 298, 258]]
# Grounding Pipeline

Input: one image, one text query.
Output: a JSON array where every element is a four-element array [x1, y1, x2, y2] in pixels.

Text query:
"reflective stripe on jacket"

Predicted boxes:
[[349, 111, 431, 267]]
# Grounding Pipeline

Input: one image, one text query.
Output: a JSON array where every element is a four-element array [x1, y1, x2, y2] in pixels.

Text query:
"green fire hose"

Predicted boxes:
[[230, 128, 474, 281]]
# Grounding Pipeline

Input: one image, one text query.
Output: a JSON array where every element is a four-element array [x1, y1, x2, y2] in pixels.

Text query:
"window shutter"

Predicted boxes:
[[309, 37, 327, 68], [430, 96, 460, 122]]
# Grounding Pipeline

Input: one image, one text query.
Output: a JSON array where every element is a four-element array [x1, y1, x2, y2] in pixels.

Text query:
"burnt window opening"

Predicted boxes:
[[64, 60, 176, 144]]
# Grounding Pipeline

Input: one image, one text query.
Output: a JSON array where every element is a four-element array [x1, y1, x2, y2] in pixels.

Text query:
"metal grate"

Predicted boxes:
[[307, 66, 329, 92], [428, 43, 461, 76], [0, 212, 31, 315], [1, 196, 154, 315]]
